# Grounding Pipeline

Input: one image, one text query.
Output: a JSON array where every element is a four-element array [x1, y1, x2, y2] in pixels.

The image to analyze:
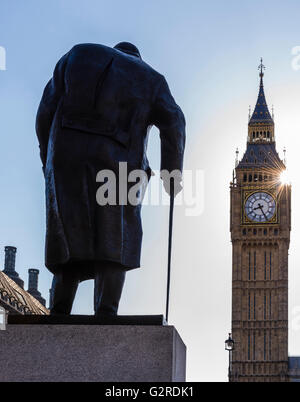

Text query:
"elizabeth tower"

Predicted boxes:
[[230, 61, 291, 382]]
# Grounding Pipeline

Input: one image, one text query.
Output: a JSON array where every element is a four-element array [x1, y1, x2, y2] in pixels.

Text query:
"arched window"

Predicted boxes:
[[249, 174, 253, 182], [243, 174, 247, 182], [259, 174, 262, 181]]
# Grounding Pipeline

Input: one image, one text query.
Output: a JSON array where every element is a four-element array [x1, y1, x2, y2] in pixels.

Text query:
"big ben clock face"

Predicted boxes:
[[245, 192, 276, 223]]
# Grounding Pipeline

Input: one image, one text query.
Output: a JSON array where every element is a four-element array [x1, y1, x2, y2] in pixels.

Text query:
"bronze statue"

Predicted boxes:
[[36, 42, 185, 316]]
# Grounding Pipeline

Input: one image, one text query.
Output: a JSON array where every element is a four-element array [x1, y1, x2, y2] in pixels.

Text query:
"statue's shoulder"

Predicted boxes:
[[68, 43, 164, 85], [70, 43, 113, 57], [122, 54, 164, 85]]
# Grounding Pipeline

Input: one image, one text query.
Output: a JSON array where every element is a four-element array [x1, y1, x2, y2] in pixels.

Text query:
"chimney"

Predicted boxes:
[[4, 246, 16, 273], [3, 246, 24, 289], [28, 269, 39, 291], [27, 269, 46, 307]]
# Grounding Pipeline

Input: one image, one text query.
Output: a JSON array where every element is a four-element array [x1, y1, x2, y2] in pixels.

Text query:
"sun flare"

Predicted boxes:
[[280, 170, 290, 185]]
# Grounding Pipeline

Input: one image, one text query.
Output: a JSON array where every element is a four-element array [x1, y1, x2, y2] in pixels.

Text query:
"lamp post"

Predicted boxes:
[[225, 333, 234, 382]]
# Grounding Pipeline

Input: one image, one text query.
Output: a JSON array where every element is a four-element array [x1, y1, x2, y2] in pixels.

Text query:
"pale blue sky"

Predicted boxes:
[[1, 0, 300, 382]]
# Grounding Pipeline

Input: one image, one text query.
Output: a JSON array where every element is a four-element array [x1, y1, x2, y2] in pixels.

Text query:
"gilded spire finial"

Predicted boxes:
[[235, 148, 239, 167], [258, 57, 265, 79]]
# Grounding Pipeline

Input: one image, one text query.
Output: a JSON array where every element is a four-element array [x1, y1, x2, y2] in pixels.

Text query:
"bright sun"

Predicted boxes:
[[280, 170, 290, 185]]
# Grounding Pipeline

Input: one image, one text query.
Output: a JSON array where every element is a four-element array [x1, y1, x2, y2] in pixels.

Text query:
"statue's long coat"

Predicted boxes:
[[36, 43, 185, 278]]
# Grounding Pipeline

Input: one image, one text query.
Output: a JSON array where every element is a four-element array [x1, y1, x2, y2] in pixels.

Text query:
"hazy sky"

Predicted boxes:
[[1, 0, 300, 382]]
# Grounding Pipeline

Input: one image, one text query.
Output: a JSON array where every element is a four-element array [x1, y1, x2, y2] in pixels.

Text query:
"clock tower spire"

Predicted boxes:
[[248, 58, 275, 144], [229, 61, 291, 382]]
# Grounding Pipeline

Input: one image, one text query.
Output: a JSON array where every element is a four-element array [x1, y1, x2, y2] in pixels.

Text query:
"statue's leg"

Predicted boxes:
[[50, 268, 80, 315], [94, 261, 126, 317]]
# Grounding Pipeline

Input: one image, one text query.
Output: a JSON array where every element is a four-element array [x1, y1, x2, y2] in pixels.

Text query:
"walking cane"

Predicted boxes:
[[165, 178, 175, 323]]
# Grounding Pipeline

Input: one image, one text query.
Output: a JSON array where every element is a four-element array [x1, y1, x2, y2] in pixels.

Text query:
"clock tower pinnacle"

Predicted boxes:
[[229, 61, 291, 382]]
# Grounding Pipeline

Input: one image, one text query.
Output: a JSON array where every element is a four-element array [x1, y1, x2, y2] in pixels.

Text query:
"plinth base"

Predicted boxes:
[[0, 324, 186, 382], [7, 314, 166, 326]]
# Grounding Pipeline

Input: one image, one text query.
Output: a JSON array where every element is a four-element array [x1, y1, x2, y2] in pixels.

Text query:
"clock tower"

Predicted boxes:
[[230, 60, 291, 382]]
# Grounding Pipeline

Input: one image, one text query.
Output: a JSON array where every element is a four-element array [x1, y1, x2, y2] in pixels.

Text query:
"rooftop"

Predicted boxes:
[[0, 271, 49, 315]]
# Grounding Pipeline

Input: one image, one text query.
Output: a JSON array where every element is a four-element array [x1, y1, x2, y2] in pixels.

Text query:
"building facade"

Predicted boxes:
[[230, 61, 291, 382]]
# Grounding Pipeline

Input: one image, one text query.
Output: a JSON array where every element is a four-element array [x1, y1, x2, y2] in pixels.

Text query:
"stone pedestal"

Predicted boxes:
[[0, 324, 186, 382]]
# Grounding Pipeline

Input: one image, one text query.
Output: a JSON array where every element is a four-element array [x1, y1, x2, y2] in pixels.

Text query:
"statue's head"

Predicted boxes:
[[114, 42, 141, 59]]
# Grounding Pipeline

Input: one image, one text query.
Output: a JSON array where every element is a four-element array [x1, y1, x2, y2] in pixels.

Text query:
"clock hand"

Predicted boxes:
[[256, 203, 268, 220], [262, 210, 268, 220]]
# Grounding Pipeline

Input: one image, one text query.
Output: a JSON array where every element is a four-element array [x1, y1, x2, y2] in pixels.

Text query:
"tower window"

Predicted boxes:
[[264, 131, 266, 138], [254, 174, 258, 182], [242, 228, 246, 236], [248, 333, 251, 360], [248, 252, 251, 281], [243, 174, 247, 182], [253, 229, 257, 235], [259, 174, 262, 181], [264, 229, 267, 236], [264, 251, 267, 280], [249, 174, 252, 182], [248, 293, 251, 320], [274, 229, 278, 236]]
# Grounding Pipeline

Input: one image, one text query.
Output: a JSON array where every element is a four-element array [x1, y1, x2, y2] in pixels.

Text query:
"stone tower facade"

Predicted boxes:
[[230, 61, 291, 382]]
